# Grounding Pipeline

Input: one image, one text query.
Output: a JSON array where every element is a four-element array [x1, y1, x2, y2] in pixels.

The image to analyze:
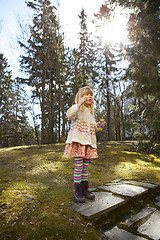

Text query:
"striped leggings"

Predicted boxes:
[[74, 157, 90, 183]]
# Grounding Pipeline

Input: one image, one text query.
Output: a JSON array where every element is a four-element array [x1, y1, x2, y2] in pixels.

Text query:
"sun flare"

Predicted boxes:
[[98, 6, 129, 44]]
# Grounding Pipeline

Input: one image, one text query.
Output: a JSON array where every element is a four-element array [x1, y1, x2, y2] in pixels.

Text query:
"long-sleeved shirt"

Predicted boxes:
[[65, 104, 98, 148]]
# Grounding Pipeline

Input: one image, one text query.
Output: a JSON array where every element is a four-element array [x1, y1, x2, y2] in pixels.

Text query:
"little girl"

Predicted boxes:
[[64, 86, 104, 203]]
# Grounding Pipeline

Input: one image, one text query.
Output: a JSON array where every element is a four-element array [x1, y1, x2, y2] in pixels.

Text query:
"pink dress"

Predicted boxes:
[[64, 104, 98, 159]]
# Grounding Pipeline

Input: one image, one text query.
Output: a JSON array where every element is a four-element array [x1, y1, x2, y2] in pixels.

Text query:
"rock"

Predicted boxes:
[[122, 180, 157, 189], [105, 226, 147, 240], [71, 192, 126, 219], [137, 210, 160, 240], [155, 196, 160, 202], [155, 201, 160, 208], [98, 183, 148, 198], [123, 207, 156, 227]]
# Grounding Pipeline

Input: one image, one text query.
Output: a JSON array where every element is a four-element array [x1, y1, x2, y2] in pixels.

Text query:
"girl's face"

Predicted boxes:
[[81, 91, 94, 107]]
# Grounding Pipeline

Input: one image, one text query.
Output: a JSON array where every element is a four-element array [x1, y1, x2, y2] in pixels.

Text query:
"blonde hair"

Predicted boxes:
[[75, 86, 94, 114]]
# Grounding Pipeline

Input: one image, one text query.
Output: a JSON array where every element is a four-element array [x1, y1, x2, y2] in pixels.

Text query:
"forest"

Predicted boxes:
[[0, 0, 160, 154]]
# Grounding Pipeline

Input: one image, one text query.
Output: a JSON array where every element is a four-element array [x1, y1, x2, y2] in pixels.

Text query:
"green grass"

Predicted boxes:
[[0, 141, 160, 239]]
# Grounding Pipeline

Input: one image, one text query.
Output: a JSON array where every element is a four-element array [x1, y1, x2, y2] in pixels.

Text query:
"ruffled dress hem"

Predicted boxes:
[[64, 142, 98, 159]]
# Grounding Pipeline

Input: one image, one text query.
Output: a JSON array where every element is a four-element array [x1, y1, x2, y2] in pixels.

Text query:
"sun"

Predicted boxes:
[[97, 6, 129, 44]]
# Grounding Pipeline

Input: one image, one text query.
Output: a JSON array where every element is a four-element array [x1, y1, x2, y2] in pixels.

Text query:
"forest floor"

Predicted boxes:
[[0, 141, 160, 240]]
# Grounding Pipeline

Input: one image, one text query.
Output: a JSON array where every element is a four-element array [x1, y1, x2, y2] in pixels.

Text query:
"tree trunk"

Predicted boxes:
[[50, 78, 54, 144], [105, 71, 112, 140], [41, 74, 46, 144], [120, 96, 125, 141], [0, 119, 2, 147], [104, 44, 112, 141], [61, 81, 66, 143]]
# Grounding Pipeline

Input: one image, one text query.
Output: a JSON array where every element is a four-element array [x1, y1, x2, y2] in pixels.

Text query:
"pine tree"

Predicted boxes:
[[0, 54, 33, 147], [78, 8, 98, 87], [19, 0, 63, 144], [114, 0, 160, 143], [0, 54, 13, 147], [94, 4, 126, 141], [94, 1, 160, 146]]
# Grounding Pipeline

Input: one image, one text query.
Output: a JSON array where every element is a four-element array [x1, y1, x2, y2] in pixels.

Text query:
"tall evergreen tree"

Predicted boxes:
[[0, 54, 33, 147], [94, 5, 126, 141], [0, 54, 13, 147], [109, 0, 160, 143], [19, 0, 63, 144], [78, 8, 98, 87]]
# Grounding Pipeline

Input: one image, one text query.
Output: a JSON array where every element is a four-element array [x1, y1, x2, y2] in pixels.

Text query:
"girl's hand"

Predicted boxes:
[[97, 122, 100, 128], [78, 96, 91, 108], [101, 122, 106, 128], [97, 121, 106, 128], [78, 96, 88, 108]]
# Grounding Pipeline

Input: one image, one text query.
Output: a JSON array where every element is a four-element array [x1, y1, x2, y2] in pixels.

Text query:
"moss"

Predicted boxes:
[[0, 141, 160, 239]]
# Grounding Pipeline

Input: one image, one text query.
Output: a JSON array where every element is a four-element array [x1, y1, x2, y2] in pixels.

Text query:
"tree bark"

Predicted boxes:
[[104, 45, 112, 141]]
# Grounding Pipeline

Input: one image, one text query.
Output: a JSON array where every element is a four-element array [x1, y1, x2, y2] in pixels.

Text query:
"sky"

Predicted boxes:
[[0, 0, 105, 124], [0, 0, 104, 77], [0, 0, 129, 125], [0, 0, 28, 76]]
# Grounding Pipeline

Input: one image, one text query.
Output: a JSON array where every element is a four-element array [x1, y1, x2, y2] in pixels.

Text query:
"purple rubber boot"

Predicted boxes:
[[81, 181, 95, 200], [74, 183, 85, 203]]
